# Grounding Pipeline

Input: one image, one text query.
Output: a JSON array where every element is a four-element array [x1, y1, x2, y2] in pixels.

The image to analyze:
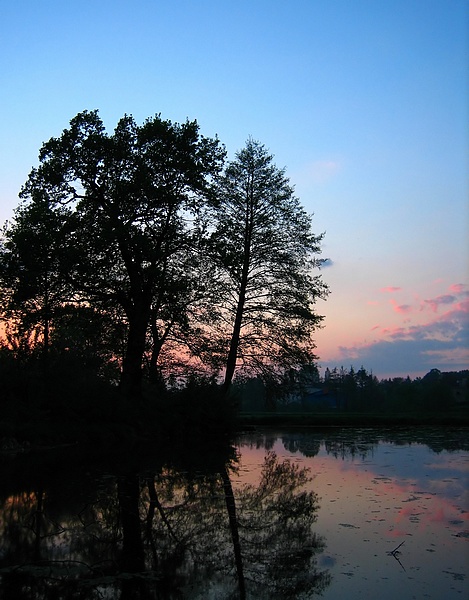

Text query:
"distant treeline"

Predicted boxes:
[[238, 366, 469, 414]]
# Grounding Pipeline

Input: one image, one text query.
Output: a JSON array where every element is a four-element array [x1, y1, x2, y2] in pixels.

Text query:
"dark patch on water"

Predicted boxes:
[[443, 570, 466, 581], [454, 530, 469, 538]]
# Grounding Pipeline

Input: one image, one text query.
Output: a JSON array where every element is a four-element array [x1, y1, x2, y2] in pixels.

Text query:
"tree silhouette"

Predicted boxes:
[[208, 139, 328, 392], [0, 440, 331, 599], [10, 110, 224, 399]]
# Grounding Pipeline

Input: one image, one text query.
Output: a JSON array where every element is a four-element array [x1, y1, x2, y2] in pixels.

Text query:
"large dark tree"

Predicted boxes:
[[209, 139, 328, 392], [6, 110, 225, 399]]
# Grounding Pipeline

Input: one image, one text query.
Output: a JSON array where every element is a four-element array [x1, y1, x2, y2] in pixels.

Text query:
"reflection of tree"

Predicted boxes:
[[280, 430, 380, 460], [324, 437, 376, 460], [239, 431, 279, 452], [139, 452, 330, 598], [383, 428, 469, 453], [221, 465, 246, 598], [0, 450, 330, 599], [234, 452, 330, 598], [117, 475, 145, 573], [282, 433, 321, 457], [0, 479, 122, 600], [275, 428, 469, 460]]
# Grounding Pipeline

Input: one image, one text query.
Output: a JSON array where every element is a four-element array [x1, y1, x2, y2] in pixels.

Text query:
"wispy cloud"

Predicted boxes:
[[290, 159, 342, 193], [308, 160, 340, 183], [375, 283, 468, 317]]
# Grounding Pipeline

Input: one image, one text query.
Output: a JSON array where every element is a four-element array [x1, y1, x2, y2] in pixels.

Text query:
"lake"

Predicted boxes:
[[0, 427, 467, 599]]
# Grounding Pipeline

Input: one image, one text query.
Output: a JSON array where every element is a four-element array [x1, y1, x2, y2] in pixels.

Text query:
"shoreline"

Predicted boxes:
[[236, 409, 469, 428]]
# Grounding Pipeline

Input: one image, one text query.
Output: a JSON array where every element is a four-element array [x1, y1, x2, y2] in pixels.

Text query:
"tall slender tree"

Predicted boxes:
[[209, 139, 328, 393]]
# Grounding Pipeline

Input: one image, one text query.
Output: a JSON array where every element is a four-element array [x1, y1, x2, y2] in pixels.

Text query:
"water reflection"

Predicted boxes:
[[248, 427, 469, 461], [237, 427, 468, 600], [2, 428, 466, 599], [0, 441, 330, 599]]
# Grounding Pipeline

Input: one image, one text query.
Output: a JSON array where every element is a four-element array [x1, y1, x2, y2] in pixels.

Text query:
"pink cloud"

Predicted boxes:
[[322, 280, 469, 378], [380, 299, 469, 343], [381, 284, 468, 318], [330, 296, 469, 377], [380, 327, 393, 335], [390, 299, 413, 314], [449, 283, 467, 294]]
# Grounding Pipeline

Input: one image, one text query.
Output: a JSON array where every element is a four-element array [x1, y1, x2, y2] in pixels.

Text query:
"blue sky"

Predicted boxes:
[[1, 0, 467, 379]]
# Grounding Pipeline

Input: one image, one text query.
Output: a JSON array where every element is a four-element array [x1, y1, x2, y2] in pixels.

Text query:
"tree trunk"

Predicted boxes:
[[148, 320, 165, 389], [222, 295, 245, 394], [222, 241, 251, 393], [120, 304, 150, 400], [222, 186, 253, 394]]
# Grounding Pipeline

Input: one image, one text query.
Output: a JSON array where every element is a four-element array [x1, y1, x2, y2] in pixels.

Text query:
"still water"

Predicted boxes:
[[0, 427, 467, 599]]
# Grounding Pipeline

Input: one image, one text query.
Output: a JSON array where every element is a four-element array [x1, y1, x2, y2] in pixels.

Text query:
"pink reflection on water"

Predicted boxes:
[[235, 433, 469, 600]]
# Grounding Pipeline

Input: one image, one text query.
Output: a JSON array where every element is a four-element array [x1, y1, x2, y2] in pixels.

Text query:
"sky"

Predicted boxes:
[[1, 0, 468, 380]]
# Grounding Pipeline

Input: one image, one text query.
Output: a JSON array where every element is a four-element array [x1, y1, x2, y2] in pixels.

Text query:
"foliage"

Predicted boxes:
[[206, 139, 328, 391], [1, 110, 225, 399], [0, 116, 329, 409], [0, 195, 73, 353]]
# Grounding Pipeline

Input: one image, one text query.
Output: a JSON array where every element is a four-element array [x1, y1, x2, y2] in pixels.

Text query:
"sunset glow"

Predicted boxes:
[[1, 1, 466, 380]]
